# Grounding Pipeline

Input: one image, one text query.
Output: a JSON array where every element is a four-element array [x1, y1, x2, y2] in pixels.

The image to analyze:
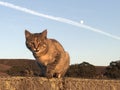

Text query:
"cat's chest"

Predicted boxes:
[[36, 53, 56, 66]]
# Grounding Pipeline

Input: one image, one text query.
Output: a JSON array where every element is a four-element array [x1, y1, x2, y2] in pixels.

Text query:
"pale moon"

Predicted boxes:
[[80, 20, 84, 24]]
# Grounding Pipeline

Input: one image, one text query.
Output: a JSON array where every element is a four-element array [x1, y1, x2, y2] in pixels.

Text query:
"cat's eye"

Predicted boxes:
[[41, 44, 46, 48], [30, 42, 34, 46], [43, 44, 46, 47]]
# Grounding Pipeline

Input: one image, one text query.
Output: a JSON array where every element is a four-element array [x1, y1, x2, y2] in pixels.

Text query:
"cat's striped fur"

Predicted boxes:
[[25, 30, 70, 78]]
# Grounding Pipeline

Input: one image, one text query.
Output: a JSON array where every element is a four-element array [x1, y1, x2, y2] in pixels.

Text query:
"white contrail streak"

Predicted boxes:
[[0, 1, 120, 40]]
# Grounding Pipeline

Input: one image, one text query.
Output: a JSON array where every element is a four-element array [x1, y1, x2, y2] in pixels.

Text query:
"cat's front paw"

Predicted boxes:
[[46, 72, 53, 79], [56, 73, 62, 78]]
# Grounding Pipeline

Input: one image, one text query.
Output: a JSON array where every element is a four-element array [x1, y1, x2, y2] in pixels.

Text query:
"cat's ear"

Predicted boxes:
[[25, 30, 32, 38], [41, 29, 47, 39]]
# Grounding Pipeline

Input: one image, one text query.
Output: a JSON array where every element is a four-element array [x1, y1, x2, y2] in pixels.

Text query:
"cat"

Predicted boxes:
[[25, 29, 70, 78]]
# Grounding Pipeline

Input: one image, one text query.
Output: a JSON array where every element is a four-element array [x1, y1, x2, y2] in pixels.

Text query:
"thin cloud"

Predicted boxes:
[[0, 1, 120, 40]]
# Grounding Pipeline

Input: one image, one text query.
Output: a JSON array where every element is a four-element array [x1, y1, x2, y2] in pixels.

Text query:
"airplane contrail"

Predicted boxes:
[[0, 1, 120, 40]]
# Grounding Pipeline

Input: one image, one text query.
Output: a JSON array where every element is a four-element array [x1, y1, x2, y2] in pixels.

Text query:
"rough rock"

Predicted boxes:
[[0, 77, 120, 90]]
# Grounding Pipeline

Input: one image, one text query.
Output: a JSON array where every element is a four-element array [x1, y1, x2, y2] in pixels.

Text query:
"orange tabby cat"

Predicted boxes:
[[25, 29, 70, 78]]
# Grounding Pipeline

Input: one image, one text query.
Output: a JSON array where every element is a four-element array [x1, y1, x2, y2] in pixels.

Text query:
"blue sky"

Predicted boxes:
[[0, 0, 120, 66]]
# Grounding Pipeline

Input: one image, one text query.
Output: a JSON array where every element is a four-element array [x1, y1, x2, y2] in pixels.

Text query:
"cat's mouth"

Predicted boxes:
[[34, 50, 40, 54]]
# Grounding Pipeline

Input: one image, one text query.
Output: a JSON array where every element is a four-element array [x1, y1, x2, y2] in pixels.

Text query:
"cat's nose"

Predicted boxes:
[[36, 49, 39, 52], [34, 48, 39, 52]]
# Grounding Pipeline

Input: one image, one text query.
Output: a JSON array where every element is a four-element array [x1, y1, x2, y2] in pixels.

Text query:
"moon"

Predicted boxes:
[[80, 20, 84, 24]]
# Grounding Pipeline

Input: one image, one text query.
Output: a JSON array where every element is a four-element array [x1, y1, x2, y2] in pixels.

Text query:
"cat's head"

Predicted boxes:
[[25, 29, 48, 55]]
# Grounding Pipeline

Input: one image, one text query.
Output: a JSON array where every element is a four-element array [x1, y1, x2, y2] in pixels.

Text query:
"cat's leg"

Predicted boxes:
[[45, 55, 59, 78], [54, 68, 68, 78], [56, 69, 68, 78], [46, 69, 54, 79], [54, 52, 70, 78], [46, 64, 55, 78], [36, 62, 46, 77]]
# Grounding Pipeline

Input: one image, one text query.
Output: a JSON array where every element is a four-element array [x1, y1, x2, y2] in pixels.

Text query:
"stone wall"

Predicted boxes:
[[0, 77, 120, 90], [64, 78, 120, 90]]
